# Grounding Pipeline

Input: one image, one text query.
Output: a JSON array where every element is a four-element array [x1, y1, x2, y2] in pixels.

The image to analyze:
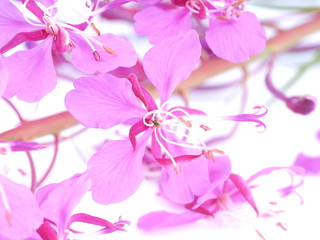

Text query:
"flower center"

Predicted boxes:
[[142, 102, 217, 173], [20, 0, 116, 59]]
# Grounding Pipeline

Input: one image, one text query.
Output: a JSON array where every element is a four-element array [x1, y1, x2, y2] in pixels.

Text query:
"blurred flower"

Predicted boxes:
[[0, 0, 137, 102], [138, 155, 304, 237], [134, 0, 266, 62]]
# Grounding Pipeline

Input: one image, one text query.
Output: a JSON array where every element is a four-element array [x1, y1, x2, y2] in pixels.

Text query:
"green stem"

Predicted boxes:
[[281, 51, 320, 92]]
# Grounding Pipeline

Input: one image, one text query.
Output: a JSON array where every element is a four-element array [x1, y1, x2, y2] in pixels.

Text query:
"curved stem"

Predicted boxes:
[[2, 98, 25, 123], [25, 151, 37, 192], [36, 134, 59, 188], [265, 56, 287, 101], [175, 13, 320, 92]]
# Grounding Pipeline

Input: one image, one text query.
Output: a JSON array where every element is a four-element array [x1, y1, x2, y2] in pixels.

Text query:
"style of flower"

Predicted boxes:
[[137, 155, 305, 237], [134, 0, 266, 63], [0, 0, 137, 102]]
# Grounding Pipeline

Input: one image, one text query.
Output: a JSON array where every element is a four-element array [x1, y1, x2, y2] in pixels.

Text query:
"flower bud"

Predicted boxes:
[[286, 95, 316, 115]]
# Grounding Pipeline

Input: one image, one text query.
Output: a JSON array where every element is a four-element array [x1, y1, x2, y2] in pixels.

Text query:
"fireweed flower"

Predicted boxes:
[[0, 0, 137, 102], [138, 156, 305, 236], [66, 30, 267, 205], [134, 0, 266, 62], [66, 30, 216, 204], [34, 173, 128, 240]]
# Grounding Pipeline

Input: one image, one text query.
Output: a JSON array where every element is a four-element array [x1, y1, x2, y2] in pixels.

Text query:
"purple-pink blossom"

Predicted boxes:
[[134, 0, 266, 62], [66, 30, 215, 204], [138, 156, 305, 233], [0, 0, 137, 102]]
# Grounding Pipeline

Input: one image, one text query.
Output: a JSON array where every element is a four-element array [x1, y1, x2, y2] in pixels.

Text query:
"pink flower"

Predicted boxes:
[[0, 174, 43, 239], [0, 0, 137, 102], [138, 156, 304, 232], [66, 30, 216, 204], [134, 0, 266, 62], [34, 173, 128, 239]]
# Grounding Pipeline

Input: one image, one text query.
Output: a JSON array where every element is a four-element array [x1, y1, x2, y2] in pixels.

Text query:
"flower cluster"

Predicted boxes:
[[0, 0, 318, 239]]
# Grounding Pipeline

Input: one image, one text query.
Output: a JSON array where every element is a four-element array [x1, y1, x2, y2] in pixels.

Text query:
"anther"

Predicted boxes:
[[103, 46, 117, 55], [216, 16, 228, 21], [5, 210, 12, 226], [174, 165, 182, 174], [178, 117, 192, 127], [202, 150, 215, 161], [231, 0, 245, 7], [202, 149, 224, 161], [200, 124, 211, 131], [277, 222, 287, 231], [69, 41, 76, 48], [93, 51, 100, 61], [91, 23, 101, 36], [255, 229, 266, 240]]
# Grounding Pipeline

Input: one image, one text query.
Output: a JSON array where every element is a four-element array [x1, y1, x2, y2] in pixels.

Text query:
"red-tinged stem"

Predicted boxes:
[[0, 112, 78, 141], [206, 67, 248, 146], [265, 56, 287, 101], [2, 98, 25, 123], [1, 15, 320, 142], [25, 151, 37, 192], [176, 13, 320, 92], [36, 135, 59, 188]]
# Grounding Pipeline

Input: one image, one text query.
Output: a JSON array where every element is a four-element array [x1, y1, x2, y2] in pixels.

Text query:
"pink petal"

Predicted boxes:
[[137, 210, 203, 231], [68, 213, 125, 232], [0, 1, 38, 48], [88, 131, 151, 204], [65, 73, 147, 129], [0, 30, 48, 54], [160, 156, 210, 204], [127, 73, 157, 111], [205, 12, 266, 63], [2, 38, 56, 102], [293, 153, 320, 175], [194, 155, 231, 208], [71, 33, 137, 74], [228, 173, 259, 216], [0, 56, 8, 96], [0, 175, 43, 239], [143, 30, 201, 104], [36, 173, 91, 235], [134, 6, 191, 44]]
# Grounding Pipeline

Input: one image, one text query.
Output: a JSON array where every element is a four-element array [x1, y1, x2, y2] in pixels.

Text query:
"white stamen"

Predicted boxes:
[[153, 128, 178, 168]]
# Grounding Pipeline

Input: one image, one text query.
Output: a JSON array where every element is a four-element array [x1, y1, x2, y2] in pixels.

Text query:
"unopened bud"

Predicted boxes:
[[286, 95, 316, 115], [93, 51, 100, 61]]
